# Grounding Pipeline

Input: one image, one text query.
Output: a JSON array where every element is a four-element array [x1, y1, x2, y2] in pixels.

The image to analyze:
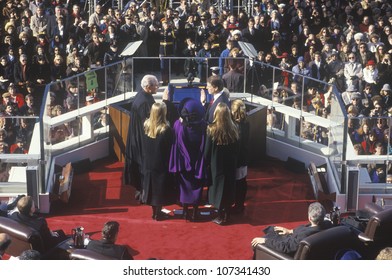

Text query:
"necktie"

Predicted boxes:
[[210, 96, 214, 105]]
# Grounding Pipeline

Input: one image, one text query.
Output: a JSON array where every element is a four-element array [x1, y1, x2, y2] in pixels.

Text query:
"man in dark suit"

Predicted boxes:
[[201, 75, 231, 123], [241, 17, 261, 51], [251, 202, 332, 256], [13, 54, 33, 93], [86, 221, 133, 260], [309, 51, 327, 88], [222, 59, 244, 93], [46, 6, 70, 41], [10, 196, 66, 252]]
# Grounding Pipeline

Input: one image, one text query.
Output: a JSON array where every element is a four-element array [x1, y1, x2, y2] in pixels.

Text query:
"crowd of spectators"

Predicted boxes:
[[0, 0, 391, 165]]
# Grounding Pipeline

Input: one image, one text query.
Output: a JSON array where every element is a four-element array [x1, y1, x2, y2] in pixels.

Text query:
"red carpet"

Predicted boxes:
[[46, 157, 315, 260]]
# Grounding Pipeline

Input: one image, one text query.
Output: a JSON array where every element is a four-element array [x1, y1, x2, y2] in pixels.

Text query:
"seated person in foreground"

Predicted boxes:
[[0, 233, 11, 259], [376, 247, 392, 260], [18, 249, 42, 260], [86, 221, 133, 260], [251, 202, 332, 256], [10, 196, 67, 251]]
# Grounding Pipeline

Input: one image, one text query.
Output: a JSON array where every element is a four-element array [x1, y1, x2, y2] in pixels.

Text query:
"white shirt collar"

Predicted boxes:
[[213, 91, 224, 103]]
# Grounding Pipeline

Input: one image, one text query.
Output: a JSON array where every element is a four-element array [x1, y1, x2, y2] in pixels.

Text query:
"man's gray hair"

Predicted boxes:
[[141, 75, 159, 89], [308, 202, 326, 225]]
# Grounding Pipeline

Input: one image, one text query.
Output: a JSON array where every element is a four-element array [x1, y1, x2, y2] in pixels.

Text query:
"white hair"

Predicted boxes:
[[141, 75, 159, 89]]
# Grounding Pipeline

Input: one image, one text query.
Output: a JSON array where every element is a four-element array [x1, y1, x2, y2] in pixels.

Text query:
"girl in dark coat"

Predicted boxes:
[[204, 102, 239, 225], [142, 102, 174, 221], [231, 99, 250, 213], [169, 98, 206, 221]]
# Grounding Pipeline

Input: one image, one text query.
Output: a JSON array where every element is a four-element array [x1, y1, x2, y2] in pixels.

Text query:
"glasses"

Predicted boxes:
[[360, 46, 366, 48], [349, 56, 355, 59]]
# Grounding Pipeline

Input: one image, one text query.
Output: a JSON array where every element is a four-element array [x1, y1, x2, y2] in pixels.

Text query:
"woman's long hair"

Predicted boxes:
[[144, 102, 169, 138], [231, 99, 247, 123], [207, 102, 239, 145]]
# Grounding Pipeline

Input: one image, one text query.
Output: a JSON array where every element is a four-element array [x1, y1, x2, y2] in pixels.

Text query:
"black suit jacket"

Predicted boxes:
[[10, 212, 56, 251], [222, 70, 244, 93], [241, 28, 262, 51], [205, 92, 230, 124], [86, 239, 133, 260], [14, 62, 34, 85], [264, 221, 332, 255]]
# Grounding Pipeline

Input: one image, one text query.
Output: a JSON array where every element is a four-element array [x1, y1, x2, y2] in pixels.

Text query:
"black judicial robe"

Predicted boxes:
[[123, 90, 155, 189]]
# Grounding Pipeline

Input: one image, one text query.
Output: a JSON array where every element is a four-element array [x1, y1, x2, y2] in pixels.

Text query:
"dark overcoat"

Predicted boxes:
[[142, 127, 175, 206], [204, 134, 239, 209]]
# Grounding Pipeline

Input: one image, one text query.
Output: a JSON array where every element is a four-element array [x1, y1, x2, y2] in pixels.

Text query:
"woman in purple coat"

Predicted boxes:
[[169, 98, 206, 221]]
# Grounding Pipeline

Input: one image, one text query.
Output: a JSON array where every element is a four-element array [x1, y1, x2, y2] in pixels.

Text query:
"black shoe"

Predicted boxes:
[[155, 212, 169, 221], [231, 205, 245, 214]]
